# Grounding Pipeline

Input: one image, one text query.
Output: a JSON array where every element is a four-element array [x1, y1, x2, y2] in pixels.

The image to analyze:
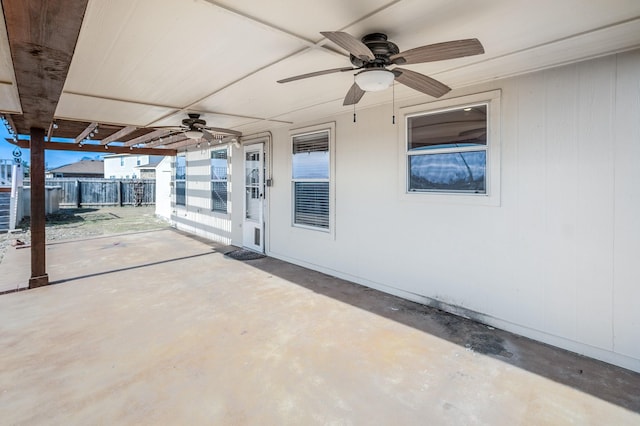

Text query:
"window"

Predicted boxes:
[[407, 104, 487, 194], [136, 158, 141, 166], [175, 154, 186, 206], [120, 157, 124, 167], [292, 130, 330, 229], [211, 148, 228, 213]]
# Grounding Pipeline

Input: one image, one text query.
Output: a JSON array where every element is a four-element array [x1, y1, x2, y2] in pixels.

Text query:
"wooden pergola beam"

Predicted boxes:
[[99, 125, 137, 145], [46, 121, 54, 142], [144, 133, 187, 148], [1, 114, 18, 136], [74, 122, 98, 144], [3, 0, 90, 289], [3, 0, 89, 132], [6, 138, 176, 156], [123, 128, 172, 147]]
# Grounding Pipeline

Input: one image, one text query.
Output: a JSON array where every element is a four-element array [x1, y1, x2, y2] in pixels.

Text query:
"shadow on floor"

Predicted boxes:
[[212, 245, 640, 413]]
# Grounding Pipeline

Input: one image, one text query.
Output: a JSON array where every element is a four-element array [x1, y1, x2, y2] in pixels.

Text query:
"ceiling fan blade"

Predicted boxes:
[[201, 129, 215, 142], [390, 38, 484, 65], [202, 126, 242, 137], [320, 31, 375, 61], [343, 83, 366, 106], [459, 128, 486, 137], [394, 68, 451, 98], [278, 67, 355, 83]]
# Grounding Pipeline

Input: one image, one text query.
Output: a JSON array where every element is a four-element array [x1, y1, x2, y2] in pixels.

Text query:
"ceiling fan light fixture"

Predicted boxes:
[[355, 69, 394, 92], [184, 129, 202, 140]]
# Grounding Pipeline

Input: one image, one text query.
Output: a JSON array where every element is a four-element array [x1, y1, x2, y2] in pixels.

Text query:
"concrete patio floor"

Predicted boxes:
[[0, 228, 639, 424]]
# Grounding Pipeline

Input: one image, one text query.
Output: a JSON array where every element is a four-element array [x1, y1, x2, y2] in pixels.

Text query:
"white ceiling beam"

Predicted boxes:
[[61, 90, 292, 126], [123, 128, 172, 147], [425, 16, 640, 83], [74, 122, 98, 144], [99, 125, 137, 145], [147, 0, 405, 128]]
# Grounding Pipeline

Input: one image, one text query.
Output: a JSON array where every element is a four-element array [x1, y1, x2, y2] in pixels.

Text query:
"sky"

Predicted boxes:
[[0, 126, 103, 170]]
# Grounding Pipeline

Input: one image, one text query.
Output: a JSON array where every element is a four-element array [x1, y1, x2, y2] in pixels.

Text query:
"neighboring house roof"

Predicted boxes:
[[47, 159, 104, 175], [135, 159, 163, 169]]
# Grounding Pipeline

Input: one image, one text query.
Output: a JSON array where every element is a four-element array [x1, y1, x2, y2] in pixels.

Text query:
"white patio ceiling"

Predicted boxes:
[[1, 0, 639, 136]]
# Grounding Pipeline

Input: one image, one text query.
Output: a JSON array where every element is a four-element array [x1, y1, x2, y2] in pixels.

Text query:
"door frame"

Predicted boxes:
[[242, 142, 266, 252]]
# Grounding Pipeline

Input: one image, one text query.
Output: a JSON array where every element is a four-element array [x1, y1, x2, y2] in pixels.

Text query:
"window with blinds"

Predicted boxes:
[[292, 131, 330, 229], [175, 154, 186, 206], [211, 148, 228, 213]]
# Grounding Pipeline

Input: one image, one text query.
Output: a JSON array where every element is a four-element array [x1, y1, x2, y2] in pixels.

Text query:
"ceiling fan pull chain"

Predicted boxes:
[[353, 75, 357, 123], [392, 82, 396, 124]]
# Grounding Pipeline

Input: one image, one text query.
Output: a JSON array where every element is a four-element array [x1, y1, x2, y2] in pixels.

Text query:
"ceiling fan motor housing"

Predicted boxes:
[[350, 33, 399, 68], [183, 113, 206, 129]]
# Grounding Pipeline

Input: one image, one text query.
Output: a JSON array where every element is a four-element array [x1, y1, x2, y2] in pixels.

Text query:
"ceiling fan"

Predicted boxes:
[[278, 31, 484, 105], [157, 113, 241, 142]]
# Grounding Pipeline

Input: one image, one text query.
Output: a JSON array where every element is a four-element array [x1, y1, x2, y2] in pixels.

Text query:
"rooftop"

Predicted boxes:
[[47, 159, 104, 175]]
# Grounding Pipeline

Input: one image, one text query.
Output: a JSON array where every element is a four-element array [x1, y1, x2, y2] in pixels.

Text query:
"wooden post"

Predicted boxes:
[[29, 127, 49, 288]]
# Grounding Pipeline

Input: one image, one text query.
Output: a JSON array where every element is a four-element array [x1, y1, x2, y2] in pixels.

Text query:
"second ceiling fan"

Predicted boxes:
[[278, 31, 484, 105]]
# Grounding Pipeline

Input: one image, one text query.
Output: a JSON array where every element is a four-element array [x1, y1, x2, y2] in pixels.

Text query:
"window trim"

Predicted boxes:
[[399, 90, 501, 206], [289, 122, 335, 235], [174, 153, 186, 207], [210, 146, 229, 214]]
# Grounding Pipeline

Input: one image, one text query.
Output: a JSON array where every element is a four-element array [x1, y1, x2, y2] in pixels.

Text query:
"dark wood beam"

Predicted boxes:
[[28, 127, 48, 288], [3, 0, 90, 133], [6, 138, 177, 156]]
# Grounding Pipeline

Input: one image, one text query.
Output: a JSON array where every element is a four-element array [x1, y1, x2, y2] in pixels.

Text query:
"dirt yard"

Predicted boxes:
[[0, 206, 170, 265]]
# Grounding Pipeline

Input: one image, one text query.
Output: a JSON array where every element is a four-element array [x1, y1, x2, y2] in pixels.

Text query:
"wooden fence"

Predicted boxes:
[[25, 178, 156, 207]]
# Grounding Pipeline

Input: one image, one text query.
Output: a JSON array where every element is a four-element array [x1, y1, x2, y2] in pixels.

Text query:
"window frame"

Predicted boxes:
[[174, 153, 186, 207], [290, 122, 335, 234], [399, 90, 501, 206], [210, 147, 229, 214]]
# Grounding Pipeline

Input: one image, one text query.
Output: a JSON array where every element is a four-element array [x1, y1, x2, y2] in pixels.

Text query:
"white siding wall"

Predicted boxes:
[[104, 155, 149, 179], [262, 49, 640, 372], [171, 147, 239, 245], [155, 156, 172, 220], [170, 49, 640, 372]]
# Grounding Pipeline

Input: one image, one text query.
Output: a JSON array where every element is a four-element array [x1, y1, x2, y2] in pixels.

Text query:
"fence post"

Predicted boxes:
[[75, 180, 81, 208], [117, 180, 123, 206]]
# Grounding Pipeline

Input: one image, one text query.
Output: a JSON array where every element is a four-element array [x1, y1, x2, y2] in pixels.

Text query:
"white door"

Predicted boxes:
[[243, 143, 265, 252]]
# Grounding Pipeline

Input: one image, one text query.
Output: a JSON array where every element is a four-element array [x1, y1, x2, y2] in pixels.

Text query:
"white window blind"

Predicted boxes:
[[292, 131, 330, 229]]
